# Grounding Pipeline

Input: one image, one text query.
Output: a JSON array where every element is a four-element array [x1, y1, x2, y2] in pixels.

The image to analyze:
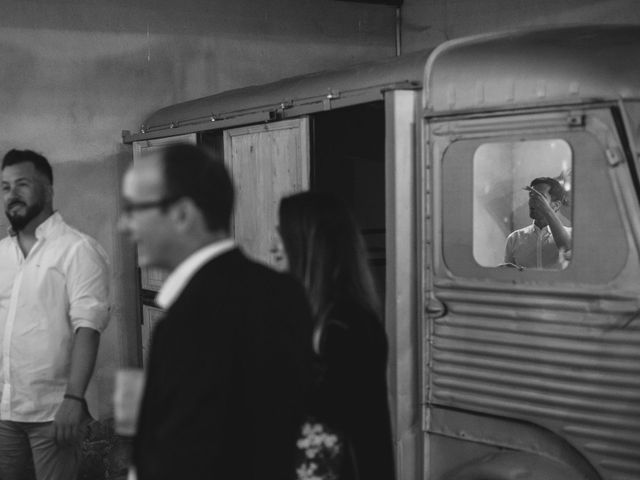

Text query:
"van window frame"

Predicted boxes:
[[434, 109, 630, 285]]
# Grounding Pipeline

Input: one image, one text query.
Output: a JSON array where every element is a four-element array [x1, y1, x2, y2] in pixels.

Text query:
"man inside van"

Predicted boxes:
[[503, 177, 571, 270]]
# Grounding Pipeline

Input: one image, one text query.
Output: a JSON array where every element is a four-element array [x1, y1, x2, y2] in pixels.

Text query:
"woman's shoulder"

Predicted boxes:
[[319, 300, 388, 369], [325, 300, 386, 345]]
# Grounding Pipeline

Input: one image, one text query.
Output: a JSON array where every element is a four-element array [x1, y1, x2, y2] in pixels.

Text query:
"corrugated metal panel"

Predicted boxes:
[[425, 25, 640, 114], [429, 289, 640, 480]]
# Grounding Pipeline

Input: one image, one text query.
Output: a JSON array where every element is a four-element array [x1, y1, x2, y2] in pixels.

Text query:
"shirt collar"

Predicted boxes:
[[8, 211, 62, 239], [530, 221, 551, 235], [156, 238, 235, 309]]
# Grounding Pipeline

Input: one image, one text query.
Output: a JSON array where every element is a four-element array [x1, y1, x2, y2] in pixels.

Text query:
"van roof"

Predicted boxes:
[[124, 50, 428, 142], [124, 25, 640, 142], [425, 25, 640, 114]]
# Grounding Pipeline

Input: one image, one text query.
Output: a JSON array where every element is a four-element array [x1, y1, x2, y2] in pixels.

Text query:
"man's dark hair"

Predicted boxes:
[[160, 143, 234, 232], [1, 149, 53, 184], [530, 177, 567, 205]]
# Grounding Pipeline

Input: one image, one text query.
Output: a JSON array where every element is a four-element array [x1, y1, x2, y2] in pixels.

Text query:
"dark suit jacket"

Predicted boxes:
[[133, 248, 313, 480]]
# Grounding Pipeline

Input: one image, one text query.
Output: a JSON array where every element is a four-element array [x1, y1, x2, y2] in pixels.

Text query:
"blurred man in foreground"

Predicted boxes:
[[119, 143, 313, 480]]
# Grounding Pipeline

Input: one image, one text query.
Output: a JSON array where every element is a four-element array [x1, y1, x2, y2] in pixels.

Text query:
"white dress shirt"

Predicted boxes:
[[156, 238, 236, 310], [504, 222, 572, 269], [0, 212, 110, 422]]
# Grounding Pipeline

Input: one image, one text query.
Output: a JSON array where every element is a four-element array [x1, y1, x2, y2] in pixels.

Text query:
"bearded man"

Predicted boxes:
[[0, 149, 110, 480]]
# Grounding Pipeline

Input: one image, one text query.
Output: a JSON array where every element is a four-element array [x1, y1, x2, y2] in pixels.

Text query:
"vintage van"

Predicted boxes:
[[123, 25, 640, 480]]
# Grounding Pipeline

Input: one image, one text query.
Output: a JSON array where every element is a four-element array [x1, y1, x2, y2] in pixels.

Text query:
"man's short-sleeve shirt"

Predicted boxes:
[[0, 212, 110, 421], [504, 222, 572, 269]]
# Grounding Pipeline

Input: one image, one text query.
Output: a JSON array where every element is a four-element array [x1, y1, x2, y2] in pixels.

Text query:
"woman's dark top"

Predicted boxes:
[[309, 300, 395, 480]]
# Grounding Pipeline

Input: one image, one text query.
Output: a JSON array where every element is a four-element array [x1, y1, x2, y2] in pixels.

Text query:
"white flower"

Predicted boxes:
[[305, 446, 320, 459], [301, 423, 314, 436], [323, 434, 338, 449], [297, 437, 311, 449], [296, 462, 321, 480]]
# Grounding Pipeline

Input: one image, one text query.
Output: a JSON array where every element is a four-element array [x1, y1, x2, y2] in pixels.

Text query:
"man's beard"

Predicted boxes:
[[529, 205, 542, 222], [5, 200, 44, 232]]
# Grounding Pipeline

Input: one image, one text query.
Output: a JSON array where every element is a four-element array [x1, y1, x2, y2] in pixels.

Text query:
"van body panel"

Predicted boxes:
[[429, 406, 601, 480], [442, 451, 591, 480], [425, 106, 640, 480], [385, 88, 422, 480], [424, 26, 640, 114]]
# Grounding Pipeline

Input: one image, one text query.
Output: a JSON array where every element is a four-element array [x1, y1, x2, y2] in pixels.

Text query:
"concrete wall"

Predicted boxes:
[[402, 0, 640, 53], [0, 0, 396, 420]]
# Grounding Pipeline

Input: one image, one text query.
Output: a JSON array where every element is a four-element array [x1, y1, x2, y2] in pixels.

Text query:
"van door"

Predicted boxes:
[[423, 108, 640, 480], [223, 118, 310, 266], [133, 134, 197, 290], [133, 133, 197, 366]]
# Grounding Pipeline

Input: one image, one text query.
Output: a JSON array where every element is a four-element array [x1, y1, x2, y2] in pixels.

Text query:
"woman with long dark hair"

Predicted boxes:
[[276, 191, 395, 480]]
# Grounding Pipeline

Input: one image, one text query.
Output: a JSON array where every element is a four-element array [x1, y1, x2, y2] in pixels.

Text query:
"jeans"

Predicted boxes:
[[0, 421, 81, 480]]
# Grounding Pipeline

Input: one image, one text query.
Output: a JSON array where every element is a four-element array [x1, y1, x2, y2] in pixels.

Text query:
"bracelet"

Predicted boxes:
[[63, 393, 86, 404]]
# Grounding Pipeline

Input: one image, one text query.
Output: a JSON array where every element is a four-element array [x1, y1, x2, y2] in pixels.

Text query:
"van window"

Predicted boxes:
[[472, 139, 573, 270], [440, 115, 629, 284]]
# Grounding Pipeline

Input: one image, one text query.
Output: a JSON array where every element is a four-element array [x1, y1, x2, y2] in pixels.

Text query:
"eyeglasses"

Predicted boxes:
[[121, 196, 182, 215]]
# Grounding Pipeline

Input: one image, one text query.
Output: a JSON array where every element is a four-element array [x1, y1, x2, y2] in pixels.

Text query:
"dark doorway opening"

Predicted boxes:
[[311, 101, 386, 304]]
